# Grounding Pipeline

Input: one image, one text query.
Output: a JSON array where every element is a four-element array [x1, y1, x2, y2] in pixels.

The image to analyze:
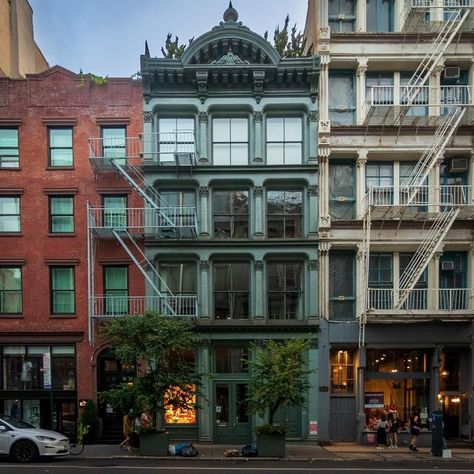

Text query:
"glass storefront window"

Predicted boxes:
[[330, 349, 354, 393], [366, 349, 430, 373], [164, 385, 197, 424]]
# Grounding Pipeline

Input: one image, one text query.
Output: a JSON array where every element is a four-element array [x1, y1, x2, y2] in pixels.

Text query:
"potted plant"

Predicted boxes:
[[100, 311, 201, 456], [247, 339, 312, 457]]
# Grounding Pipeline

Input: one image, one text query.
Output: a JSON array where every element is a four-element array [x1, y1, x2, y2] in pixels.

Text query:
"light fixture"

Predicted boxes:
[[451, 397, 461, 403], [440, 368, 449, 378], [79, 399, 87, 408]]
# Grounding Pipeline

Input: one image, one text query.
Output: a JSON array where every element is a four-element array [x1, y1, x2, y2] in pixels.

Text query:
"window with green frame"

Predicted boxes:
[[102, 127, 126, 164], [212, 118, 248, 165], [0, 196, 20, 232], [0, 267, 22, 314], [266, 117, 302, 164], [103, 195, 127, 228], [368, 253, 393, 309], [267, 262, 303, 319], [0, 129, 19, 168], [49, 128, 73, 167], [104, 266, 128, 315], [49, 196, 74, 233], [50, 267, 75, 314]]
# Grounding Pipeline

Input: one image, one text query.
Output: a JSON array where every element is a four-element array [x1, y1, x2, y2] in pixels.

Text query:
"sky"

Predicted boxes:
[[28, 0, 308, 78]]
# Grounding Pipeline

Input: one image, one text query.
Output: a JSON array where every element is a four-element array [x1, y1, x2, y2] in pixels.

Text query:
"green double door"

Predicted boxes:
[[214, 381, 251, 443]]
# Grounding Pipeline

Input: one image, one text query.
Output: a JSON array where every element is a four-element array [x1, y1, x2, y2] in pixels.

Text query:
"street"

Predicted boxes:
[[0, 458, 473, 474]]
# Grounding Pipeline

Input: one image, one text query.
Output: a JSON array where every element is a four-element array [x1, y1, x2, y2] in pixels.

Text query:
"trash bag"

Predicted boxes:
[[224, 448, 240, 457], [241, 444, 257, 457], [174, 443, 187, 455], [168, 444, 176, 456], [181, 444, 198, 457]]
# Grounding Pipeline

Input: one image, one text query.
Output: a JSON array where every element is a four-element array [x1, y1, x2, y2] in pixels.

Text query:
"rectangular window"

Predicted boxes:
[[212, 118, 248, 165], [400, 73, 428, 116], [399, 253, 428, 309], [214, 263, 249, 319], [158, 118, 195, 164], [329, 0, 356, 32], [330, 349, 355, 393], [160, 262, 197, 316], [52, 346, 76, 390], [267, 190, 303, 238], [50, 267, 75, 314], [103, 195, 127, 228], [213, 190, 249, 239], [49, 128, 73, 167], [329, 162, 356, 219], [215, 347, 248, 373], [104, 266, 128, 315], [329, 72, 356, 125], [366, 0, 394, 32], [0, 267, 22, 314], [329, 252, 355, 320], [266, 117, 302, 165], [267, 262, 303, 319], [102, 127, 126, 164], [0, 196, 20, 232], [366, 162, 393, 205], [49, 196, 74, 233], [0, 129, 19, 168], [366, 72, 394, 106], [368, 253, 393, 309], [399, 161, 427, 209]]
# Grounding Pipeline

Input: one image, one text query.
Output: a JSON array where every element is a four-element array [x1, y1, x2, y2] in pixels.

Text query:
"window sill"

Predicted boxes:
[[0, 167, 21, 171], [49, 314, 77, 319], [48, 233, 76, 237], [46, 166, 75, 170], [0, 232, 22, 236], [0, 314, 23, 318]]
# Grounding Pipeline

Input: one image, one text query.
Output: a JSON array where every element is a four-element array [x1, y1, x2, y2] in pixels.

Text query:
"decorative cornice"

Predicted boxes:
[[212, 49, 249, 65], [196, 71, 208, 104], [253, 71, 265, 104]]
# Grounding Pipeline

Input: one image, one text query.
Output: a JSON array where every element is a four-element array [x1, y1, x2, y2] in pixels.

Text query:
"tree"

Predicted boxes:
[[247, 339, 312, 426], [266, 15, 310, 58], [161, 34, 194, 59], [99, 312, 201, 424]]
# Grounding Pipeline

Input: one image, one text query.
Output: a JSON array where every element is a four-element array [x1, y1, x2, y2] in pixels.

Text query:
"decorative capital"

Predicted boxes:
[[356, 157, 367, 168], [143, 111, 153, 123], [254, 186, 264, 198], [255, 260, 264, 271], [198, 112, 208, 123], [200, 260, 209, 270], [199, 186, 209, 198], [307, 260, 318, 271], [307, 185, 318, 197], [253, 111, 263, 123], [356, 244, 365, 260], [308, 111, 318, 122], [253, 71, 265, 104]]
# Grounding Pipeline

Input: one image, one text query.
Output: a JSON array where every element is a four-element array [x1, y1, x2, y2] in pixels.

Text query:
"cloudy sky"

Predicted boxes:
[[28, 0, 308, 77]]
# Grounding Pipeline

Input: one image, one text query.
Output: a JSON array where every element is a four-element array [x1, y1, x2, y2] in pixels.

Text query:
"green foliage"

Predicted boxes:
[[256, 424, 287, 436], [265, 15, 310, 58], [79, 400, 98, 427], [161, 34, 194, 59], [247, 339, 312, 425], [78, 69, 108, 86], [99, 311, 201, 420], [76, 422, 90, 445]]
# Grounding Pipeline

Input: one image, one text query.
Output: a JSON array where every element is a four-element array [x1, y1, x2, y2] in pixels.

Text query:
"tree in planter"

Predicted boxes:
[[99, 312, 201, 430], [247, 338, 312, 434]]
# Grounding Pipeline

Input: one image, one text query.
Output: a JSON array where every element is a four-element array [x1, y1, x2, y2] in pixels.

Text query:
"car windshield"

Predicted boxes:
[[1, 416, 36, 429]]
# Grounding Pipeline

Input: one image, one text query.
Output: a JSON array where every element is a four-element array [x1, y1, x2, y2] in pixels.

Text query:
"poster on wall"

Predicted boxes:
[[364, 392, 384, 408], [43, 352, 52, 389], [309, 420, 318, 436]]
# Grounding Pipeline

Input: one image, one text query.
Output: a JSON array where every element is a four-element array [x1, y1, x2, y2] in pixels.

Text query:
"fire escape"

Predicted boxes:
[[87, 131, 198, 342], [359, 0, 473, 346]]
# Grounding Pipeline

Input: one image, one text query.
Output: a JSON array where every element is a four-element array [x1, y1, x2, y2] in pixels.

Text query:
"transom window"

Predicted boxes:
[[266, 117, 302, 165], [0, 129, 19, 168], [50, 267, 75, 314], [214, 263, 250, 320], [212, 118, 248, 165], [267, 190, 303, 238], [267, 262, 303, 319], [0, 267, 22, 314], [213, 190, 249, 239], [102, 127, 126, 164], [158, 118, 195, 164], [215, 347, 248, 373], [0, 196, 20, 233], [104, 266, 128, 315], [49, 196, 74, 233], [103, 195, 127, 228], [49, 128, 73, 167]]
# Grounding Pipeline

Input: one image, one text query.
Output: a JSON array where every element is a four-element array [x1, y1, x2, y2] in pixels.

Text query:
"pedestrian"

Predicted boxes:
[[409, 411, 421, 451], [387, 412, 399, 449], [376, 413, 388, 449], [119, 409, 133, 452], [140, 408, 152, 430]]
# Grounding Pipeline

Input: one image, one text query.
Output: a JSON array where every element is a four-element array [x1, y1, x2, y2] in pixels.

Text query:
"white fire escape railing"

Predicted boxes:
[[142, 131, 196, 166]]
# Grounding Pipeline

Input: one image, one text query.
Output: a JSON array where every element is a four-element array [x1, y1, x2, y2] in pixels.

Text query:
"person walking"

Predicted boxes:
[[120, 409, 133, 452], [376, 413, 388, 450], [409, 411, 421, 451]]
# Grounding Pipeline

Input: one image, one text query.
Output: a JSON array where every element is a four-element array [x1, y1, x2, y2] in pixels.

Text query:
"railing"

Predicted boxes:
[[91, 295, 197, 318], [142, 131, 196, 165], [88, 137, 143, 160], [367, 288, 472, 311], [401, 0, 472, 28], [365, 185, 472, 208], [369, 86, 471, 107], [88, 206, 198, 232]]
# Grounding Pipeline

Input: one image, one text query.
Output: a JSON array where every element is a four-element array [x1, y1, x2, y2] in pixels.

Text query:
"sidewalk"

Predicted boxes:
[[78, 442, 474, 461]]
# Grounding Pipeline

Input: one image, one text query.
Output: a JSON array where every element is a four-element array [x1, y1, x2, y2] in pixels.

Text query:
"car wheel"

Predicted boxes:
[[11, 440, 39, 463]]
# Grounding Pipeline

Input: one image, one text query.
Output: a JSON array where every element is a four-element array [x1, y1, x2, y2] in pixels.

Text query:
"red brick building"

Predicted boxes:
[[0, 66, 143, 438]]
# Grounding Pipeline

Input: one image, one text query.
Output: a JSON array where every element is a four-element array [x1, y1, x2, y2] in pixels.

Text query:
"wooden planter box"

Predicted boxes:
[[256, 432, 286, 457], [139, 431, 169, 456]]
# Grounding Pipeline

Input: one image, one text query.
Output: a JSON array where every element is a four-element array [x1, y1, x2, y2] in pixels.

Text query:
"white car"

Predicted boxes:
[[0, 416, 69, 462]]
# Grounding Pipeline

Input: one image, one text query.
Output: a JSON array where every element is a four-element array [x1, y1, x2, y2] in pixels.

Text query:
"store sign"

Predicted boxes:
[[43, 352, 52, 389], [309, 420, 318, 436], [364, 392, 384, 408]]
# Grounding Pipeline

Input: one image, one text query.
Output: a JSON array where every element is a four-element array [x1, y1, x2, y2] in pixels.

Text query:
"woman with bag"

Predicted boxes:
[[375, 413, 388, 449], [409, 411, 421, 451]]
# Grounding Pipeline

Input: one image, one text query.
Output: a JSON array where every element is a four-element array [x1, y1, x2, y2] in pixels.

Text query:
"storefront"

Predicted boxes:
[[0, 344, 77, 438]]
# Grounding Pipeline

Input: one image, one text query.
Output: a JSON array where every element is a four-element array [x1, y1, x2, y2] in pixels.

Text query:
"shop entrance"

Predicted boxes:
[[214, 381, 251, 443], [443, 394, 470, 440]]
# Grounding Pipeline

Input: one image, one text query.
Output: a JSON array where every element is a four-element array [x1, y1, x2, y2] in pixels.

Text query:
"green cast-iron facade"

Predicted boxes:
[[140, 5, 320, 442]]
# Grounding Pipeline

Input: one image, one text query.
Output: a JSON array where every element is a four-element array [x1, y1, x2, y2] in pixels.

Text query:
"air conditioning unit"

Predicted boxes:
[[449, 158, 468, 173], [441, 261, 455, 271], [444, 67, 460, 80]]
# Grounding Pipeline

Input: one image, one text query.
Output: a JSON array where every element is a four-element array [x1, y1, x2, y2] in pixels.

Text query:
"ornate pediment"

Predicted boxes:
[[212, 49, 249, 65]]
